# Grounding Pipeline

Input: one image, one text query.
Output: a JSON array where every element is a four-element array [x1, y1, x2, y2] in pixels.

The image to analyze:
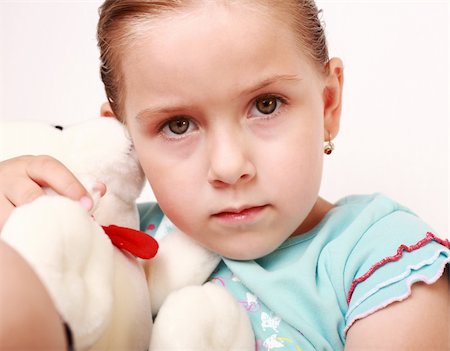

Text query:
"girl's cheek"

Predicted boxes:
[[132, 119, 200, 154], [157, 136, 200, 161]]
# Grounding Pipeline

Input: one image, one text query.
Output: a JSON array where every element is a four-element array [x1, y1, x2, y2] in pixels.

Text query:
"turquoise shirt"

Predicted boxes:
[[138, 194, 449, 350]]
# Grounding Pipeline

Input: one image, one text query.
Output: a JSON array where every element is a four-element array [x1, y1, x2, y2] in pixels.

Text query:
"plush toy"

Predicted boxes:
[[0, 118, 254, 350], [145, 226, 254, 350], [0, 118, 157, 350]]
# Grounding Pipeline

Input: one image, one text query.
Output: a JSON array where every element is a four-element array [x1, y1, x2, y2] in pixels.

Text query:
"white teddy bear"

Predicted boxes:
[[0, 118, 254, 351]]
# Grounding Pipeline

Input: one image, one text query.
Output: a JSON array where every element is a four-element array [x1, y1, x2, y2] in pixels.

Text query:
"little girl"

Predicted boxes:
[[0, 0, 449, 350]]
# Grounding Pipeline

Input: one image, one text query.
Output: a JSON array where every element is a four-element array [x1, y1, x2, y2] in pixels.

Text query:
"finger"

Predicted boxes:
[[0, 195, 16, 230], [25, 156, 93, 210], [3, 178, 45, 207]]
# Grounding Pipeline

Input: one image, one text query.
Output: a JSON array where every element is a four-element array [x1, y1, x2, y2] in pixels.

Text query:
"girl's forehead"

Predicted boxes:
[[98, 0, 327, 118], [116, 1, 327, 120], [120, 4, 322, 118], [122, 2, 305, 70], [123, 1, 296, 48]]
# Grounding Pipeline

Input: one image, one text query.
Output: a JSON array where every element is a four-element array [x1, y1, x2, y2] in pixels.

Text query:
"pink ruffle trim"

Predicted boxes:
[[347, 232, 449, 305]]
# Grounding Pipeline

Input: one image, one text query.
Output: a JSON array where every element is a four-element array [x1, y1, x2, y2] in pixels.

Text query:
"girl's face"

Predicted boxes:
[[122, 3, 343, 259]]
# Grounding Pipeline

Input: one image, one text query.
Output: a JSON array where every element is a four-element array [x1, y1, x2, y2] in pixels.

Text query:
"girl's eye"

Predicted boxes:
[[256, 96, 277, 114], [168, 118, 189, 134], [160, 116, 197, 138], [251, 94, 285, 117]]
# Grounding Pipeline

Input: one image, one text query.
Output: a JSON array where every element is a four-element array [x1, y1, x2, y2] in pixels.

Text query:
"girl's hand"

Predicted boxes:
[[0, 155, 92, 230]]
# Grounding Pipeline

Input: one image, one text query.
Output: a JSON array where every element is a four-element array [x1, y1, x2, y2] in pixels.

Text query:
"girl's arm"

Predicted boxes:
[[345, 273, 449, 350], [0, 239, 67, 350]]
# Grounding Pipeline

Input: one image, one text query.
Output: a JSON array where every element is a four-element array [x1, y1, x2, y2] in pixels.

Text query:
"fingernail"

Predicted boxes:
[[93, 182, 107, 197], [79, 196, 93, 211]]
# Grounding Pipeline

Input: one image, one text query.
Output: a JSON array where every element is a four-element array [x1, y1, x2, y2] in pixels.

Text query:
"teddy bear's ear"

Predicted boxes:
[[100, 102, 115, 118]]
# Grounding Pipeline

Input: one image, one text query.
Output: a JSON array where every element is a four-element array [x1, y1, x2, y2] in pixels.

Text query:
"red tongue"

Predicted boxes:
[[101, 224, 159, 259]]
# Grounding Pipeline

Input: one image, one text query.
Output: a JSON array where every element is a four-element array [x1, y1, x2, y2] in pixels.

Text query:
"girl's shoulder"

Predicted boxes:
[[281, 192, 441, 259], [319, 192, 442, 249], [320, 193, 449, 333]]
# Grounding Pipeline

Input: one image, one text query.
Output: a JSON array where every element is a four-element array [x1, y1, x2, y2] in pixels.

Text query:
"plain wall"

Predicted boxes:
[[0, 0, 448, 237]]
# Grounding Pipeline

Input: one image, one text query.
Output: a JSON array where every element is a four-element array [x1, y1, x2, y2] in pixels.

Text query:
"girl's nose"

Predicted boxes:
[[207, 130, 256, 187]]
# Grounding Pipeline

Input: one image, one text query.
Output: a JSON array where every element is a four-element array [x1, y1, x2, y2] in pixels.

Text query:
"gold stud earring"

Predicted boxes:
[[324, 132, 335, 155]]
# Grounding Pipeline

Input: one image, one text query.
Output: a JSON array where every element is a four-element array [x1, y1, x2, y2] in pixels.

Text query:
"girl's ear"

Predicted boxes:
[[100, 102, 116, 118], [323, 58, 344, 141]]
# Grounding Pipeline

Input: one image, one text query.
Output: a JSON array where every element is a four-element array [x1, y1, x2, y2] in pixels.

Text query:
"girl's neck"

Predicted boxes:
[[292, 197, 334, 236]]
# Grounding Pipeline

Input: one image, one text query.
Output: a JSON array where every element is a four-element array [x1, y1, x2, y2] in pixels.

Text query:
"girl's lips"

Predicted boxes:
[[212, 205, 268, 224]]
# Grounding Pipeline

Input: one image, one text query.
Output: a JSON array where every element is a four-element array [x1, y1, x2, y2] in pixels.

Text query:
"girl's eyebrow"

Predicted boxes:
[[135, 104, 195, 122], [135, 74, 302, 122], [239, 74, 302, 97]]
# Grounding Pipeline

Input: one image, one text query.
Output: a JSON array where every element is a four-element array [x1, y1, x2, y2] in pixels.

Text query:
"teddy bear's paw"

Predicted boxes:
[[149, 282, 255, 351], [1, 195, 115, 350], [148, 228, 221, 315]]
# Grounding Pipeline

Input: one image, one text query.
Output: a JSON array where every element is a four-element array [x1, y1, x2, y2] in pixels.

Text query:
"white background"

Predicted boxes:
[[0, 1, 448, 237]]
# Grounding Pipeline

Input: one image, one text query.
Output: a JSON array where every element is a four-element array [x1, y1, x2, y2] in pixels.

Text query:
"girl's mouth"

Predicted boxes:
[[212, 205, 268, 225]]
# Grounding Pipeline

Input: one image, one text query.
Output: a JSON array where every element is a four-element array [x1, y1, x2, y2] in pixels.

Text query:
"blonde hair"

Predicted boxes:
[[97, 0, 329, 120]]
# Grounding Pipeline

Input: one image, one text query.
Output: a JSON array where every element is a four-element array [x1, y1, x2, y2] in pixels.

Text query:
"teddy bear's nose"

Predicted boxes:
[[54, 125, 64, 131]]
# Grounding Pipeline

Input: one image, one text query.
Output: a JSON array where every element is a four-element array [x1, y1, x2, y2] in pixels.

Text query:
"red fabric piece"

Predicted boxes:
[[347, 232, 449, 304], [101, 224, 159, 259]]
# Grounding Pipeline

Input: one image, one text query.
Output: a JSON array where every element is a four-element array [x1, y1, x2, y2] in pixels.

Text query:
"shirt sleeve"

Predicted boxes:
[[343, 210, 450, 333]]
